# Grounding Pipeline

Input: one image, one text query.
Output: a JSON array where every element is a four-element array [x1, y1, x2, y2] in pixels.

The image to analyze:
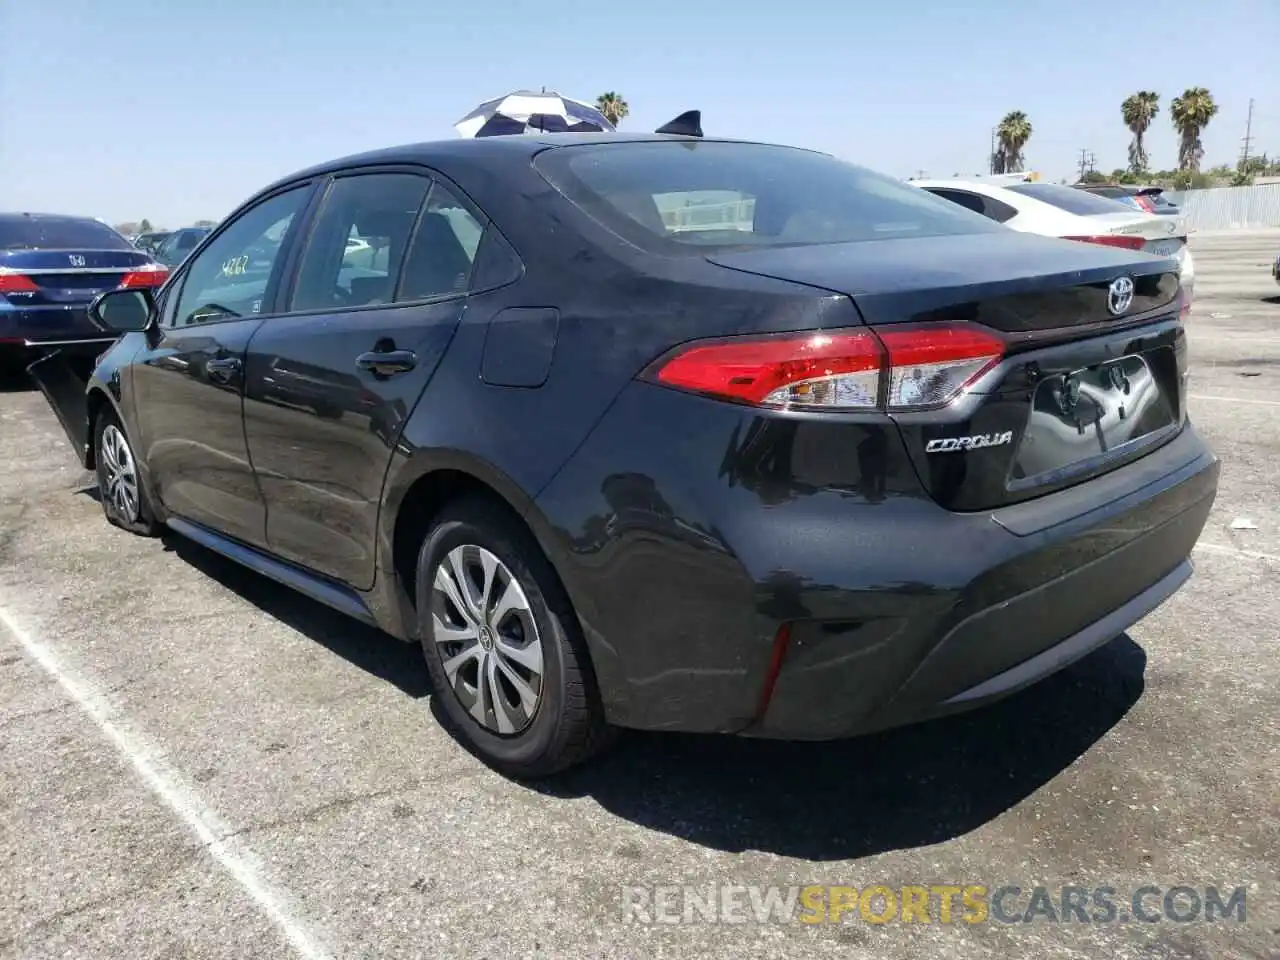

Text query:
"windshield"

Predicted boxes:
[[534, 141, 1003, 253], [0, 217, 133, 251], [1006, 183, 1138, 217]]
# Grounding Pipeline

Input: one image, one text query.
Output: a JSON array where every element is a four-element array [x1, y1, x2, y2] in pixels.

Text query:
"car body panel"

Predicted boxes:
[[242, 299, 464, 589], [132, 317, 269, 545]]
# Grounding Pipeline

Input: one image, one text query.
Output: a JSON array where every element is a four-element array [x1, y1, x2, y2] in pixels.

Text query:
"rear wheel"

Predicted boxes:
[[95, 409, 162, 536], [416, 497, 613, 778]]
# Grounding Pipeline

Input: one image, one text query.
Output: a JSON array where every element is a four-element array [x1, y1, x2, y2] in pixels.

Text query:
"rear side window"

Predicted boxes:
[[1006, 183, 1135, 216], [921, 188, 1020, 225], [0, 217, 132, 251], [396, 182, 482, 301], [289, 172, 433, 312], [534, 141, 1002, 253]]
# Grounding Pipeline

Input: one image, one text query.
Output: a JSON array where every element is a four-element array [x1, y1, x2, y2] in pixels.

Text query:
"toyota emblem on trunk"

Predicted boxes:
[[1107, 276, 1135, 316]]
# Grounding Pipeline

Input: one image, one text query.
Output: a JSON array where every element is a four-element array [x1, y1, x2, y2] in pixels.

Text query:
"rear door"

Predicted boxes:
[[130, 185, 314, 547], [242, 167, 484, 588]]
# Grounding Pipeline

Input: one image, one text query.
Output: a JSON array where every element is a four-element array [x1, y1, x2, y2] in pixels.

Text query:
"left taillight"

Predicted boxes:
[[120, 263, 168, 288], [1062, 234, 1148, 250], [645, 323, 1005, 412], [0, 270, 39, 293]]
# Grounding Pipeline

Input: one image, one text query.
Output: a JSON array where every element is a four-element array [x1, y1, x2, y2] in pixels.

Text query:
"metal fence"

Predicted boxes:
[[1163, 183, 1280, 231]]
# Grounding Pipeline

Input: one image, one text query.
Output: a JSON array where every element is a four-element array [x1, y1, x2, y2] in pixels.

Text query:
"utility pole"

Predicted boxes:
[[1077, 148, 1096, 182], [1239, 98, 1255, 171], [990, 127, 998, 174]]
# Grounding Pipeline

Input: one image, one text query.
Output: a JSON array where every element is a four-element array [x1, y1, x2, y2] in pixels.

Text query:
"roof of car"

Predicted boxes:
[[257, 132, 770, 197], [911, 178, 1011, 192], [0, 211, 104, 223]]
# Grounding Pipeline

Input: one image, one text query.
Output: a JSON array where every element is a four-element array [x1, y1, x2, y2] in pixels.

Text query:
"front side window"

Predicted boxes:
[[289, 173, 433, 312], [534, 141, 1002, 253], [172, 187, 309, 327]]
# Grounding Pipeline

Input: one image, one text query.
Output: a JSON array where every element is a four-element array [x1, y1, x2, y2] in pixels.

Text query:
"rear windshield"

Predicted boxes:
[[533, 141, 1003, 252], [0, 217, 133, 251], [1006, 183, 1136, 216]]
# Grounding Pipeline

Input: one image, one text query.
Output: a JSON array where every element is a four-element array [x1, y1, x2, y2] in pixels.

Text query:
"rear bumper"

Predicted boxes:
[[752, 425, 1217, 739], [0, 305, 108, 346], [537, 379, 1218, 737]]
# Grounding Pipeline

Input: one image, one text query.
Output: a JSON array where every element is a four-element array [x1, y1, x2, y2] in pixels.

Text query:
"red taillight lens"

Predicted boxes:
[[0, 271, 39, 293], [649, 324, 1004, 412], [120, 265, 168, 288], [877, 325, 1007, 409], [1062, 234, 1148, 250], [654, 329, 883, 408], [1134, 196, 1156, 213]]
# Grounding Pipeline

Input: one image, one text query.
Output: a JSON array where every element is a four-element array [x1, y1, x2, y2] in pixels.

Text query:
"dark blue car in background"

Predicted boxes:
[[0, 212, 167, 372]]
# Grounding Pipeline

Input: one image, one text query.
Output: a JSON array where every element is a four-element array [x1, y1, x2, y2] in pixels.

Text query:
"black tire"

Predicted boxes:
[[416, 496, 614, 778], [94, 408, 162, 537]]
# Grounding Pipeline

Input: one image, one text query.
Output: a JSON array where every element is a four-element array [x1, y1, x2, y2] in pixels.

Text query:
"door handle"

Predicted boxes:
[[356, 349, 417, 378], [206, 357, 242, 384]]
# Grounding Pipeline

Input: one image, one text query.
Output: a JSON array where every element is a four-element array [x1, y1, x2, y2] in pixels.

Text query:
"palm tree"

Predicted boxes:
[[1122, 91, 1160, 175], [595, 92, 629, 128], [996, 111, 1033, 173], [1171, 87, 1218, 174]]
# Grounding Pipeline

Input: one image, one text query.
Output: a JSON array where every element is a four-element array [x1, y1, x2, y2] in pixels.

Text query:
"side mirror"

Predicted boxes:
[[89, 288, 156, 333]]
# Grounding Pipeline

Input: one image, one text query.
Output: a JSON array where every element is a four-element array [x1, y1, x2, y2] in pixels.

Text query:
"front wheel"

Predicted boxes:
[[416, 497, 614, 778], [95, 409, 162, 536]]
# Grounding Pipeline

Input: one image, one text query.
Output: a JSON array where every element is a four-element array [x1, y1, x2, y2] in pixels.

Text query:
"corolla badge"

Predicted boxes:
[[925, 431, 1014, 454], [1107, 275, 1135, 316]]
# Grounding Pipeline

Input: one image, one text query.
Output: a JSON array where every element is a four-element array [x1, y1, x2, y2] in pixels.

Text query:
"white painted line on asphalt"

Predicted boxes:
[[1187, 393, 1280, 406], [1194, 541, 1280, 563], [0, 604, 332, 960]]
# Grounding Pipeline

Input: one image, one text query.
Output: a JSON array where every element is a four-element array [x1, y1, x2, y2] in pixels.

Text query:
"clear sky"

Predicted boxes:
[[3, 0, 1276, 228]]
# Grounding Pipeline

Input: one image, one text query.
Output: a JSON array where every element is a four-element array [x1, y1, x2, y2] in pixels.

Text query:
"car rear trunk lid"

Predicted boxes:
[[707, 231, 1187, 510], [0, 249, 155, 307]]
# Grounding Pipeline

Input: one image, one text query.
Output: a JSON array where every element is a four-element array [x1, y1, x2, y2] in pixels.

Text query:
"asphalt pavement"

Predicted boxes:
[[2, 230, 1278, 960]]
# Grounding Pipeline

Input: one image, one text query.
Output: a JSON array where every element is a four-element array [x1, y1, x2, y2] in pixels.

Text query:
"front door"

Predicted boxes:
[[132, 185, 313, 546], [242, 170, 483, 588]]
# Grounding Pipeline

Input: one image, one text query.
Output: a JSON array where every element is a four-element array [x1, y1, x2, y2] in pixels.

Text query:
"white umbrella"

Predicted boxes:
[[455, 89, 615, 138]]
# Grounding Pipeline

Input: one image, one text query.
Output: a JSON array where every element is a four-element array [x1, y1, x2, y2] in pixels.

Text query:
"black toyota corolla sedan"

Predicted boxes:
[[29, 133, 1218, 778]]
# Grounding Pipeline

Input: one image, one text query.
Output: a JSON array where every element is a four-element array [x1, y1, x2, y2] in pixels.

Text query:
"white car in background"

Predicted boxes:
[[913, 178, 1195, 299]]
